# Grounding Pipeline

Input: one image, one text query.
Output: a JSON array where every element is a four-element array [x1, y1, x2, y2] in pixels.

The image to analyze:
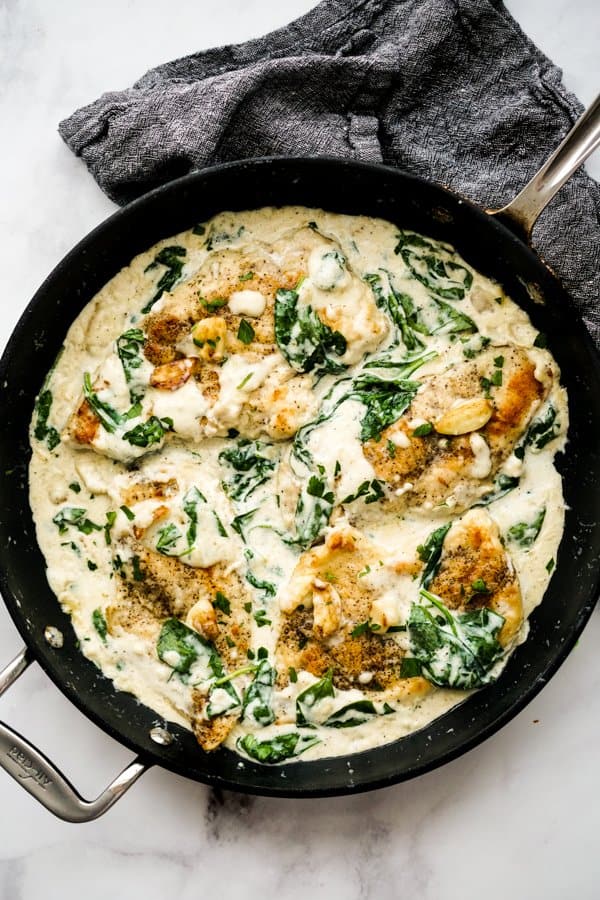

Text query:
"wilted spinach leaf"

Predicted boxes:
[[142, 245, 187, 313], [507, 507, 546, 548], [394, 231, 473, 300], [34, 389, 61, 451], [274, 286, 347, 375], [351, 372, 420, 442], [242, 658, 276, 726], [474, 473, 520, 507], [52, 506, 102, 536], [92, 608, 108, 643], [123, 415, 173, 448], [237, 732, 320, 764], [219, 439, 276, 501], [116, 328, 146, 403], [182, 486, 206, 547], [417, 522, 451, 588], [296, 668, 335, 727], [407, 588, 505, 689]]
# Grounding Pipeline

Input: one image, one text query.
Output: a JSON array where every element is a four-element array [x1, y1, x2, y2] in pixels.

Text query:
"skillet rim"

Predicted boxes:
[[0, 155, 598, 798]]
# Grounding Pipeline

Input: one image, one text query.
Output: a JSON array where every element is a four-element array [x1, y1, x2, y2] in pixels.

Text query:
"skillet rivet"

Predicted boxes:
[[150, 726, 173, 746], [44, 626, 63, 648]]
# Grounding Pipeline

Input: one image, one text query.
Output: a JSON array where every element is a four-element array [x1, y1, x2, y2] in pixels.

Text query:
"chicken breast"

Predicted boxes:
[[426, 508, 523, 647], [362, 346, 553, 513], [276, 524, 431, 702]]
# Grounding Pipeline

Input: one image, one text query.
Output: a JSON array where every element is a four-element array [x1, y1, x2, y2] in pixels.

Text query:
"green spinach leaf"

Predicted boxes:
[[351, 372, 420, 442], [417, 522, 451, 588], [52, 507, 102, 536], [296, 668, 335, 727], [92, 608, 108, 643], [182, 486, 206, 547], [407, 588, 505, 689], [116, 328, 146, 403], [274, 286, 347, 375], [219, 439, 276, 501], [34, 389, 61, 451], [123, 415, 173, 448], [242, 658, 276, 726], [394, 231, 473, 300], [142, 245, 187, 313], [237, 732, 320, 764], [507, 507, 546, 548]]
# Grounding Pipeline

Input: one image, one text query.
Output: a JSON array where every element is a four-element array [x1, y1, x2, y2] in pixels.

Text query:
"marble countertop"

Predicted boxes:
[[0, 1, 598, 897]]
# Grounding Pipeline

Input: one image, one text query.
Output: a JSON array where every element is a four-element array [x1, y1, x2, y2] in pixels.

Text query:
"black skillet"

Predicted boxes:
[[0, 97, 599, 821]]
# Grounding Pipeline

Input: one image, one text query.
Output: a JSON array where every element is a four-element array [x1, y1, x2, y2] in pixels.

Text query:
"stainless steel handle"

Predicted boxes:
[[490, 94, 600, 238], [0, 647, 149, 822]]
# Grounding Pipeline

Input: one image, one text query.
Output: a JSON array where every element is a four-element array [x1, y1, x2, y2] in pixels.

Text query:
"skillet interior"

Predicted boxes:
[[0, 157, 599, 797]]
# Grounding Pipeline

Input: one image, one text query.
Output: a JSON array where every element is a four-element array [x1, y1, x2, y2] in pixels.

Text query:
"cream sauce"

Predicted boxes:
[[28, 207, 568, 763]]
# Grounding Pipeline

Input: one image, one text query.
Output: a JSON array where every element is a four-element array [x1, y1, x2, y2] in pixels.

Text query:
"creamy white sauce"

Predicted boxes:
[[28, 206, 568, 764]]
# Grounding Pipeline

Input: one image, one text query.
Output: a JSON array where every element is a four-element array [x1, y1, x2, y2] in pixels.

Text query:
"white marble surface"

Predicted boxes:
[[0, 1, 599, 896]]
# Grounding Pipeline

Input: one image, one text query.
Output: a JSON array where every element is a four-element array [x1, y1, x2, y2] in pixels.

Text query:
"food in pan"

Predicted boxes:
[[29, 207, 567, 764]]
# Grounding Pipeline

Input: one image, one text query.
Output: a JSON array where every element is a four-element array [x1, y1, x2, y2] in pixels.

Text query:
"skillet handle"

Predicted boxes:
[[489, 94, 600, 238], [0, 647, 149, 822]]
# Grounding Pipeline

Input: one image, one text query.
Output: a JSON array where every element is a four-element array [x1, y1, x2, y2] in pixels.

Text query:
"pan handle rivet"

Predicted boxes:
[[149, 726, 173, 746], [44, 626, 63, 648]]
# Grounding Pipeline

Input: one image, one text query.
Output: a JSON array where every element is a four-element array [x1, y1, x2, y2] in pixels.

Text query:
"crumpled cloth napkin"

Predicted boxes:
[[59, 0, 599, 340]]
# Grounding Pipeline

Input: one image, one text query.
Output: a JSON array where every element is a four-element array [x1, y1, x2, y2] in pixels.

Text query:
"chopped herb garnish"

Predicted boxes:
[[239, 271, 254, 282], [92, 608, 108, 643], [237, 319, 255, 344], [507, 508, 546, 548], [214, 591, 231, 616], [413, 422, 433, 437], [69, 482, 81, 494], [342, 479, 385, 505], [87, 560, 98, 571], [156, 523, 182, 555], [471, 578, 491, 595], [34, 389, 61, 451], [289, 666, 298, 683], [123, 415, 173, 448], [120, 505, 135, 521], [52, 507, 102, 536], [104, 510, 117, 545], [131, 555, 145, 581], [213, 511, 227, 537], [237, 372, 253, 390], [253, 609, 272, 628]]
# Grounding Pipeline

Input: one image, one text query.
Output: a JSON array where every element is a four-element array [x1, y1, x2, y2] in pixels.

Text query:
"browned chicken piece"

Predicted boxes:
[[149, 358, 198, 391], [66, 398, 100, 446], [142, 241, 305, 366], [276, 525, 431, 702], [362, 346, 553, 513], [106, 539, 252, 751], [427, 508, 523, 647], [191, 695, 239, 752], [121, 478, 179, 507]]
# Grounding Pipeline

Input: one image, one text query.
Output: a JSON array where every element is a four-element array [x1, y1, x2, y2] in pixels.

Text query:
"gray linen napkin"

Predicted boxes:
[[59, 0, 600, 340]]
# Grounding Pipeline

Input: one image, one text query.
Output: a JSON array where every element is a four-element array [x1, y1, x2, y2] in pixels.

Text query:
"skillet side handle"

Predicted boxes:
[[0, 647, 149, 822], [489, 94, 600, 239]]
